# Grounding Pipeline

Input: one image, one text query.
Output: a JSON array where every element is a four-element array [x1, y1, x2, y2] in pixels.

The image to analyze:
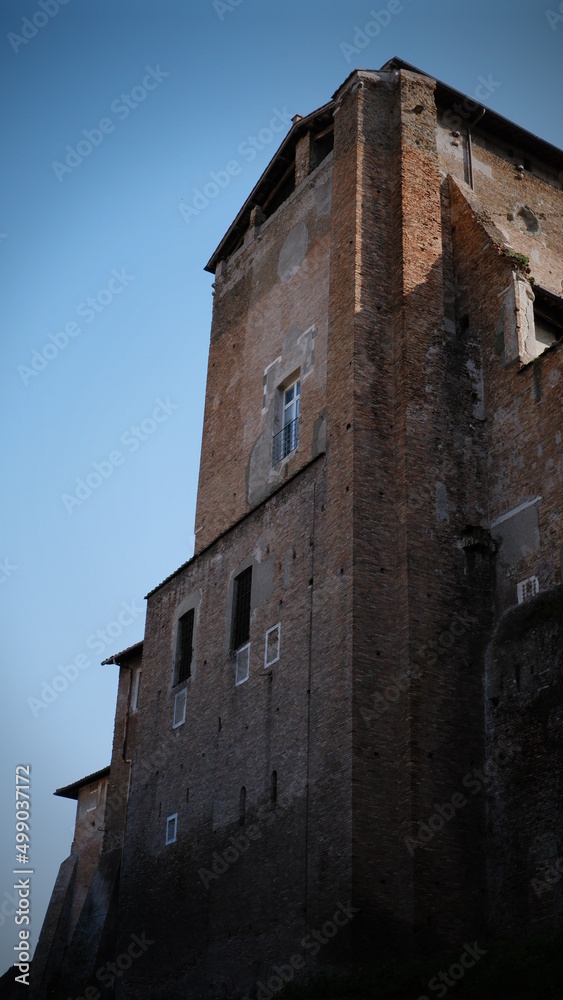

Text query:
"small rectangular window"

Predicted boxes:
[[273, 378, 300, 464], [173, 688, 187, 728], [265, 624, 281, 668], [517, 576, 539, 604], [531, 286, 563, 358], [175, 609, 194, 685], [231, 567, 252, 651], [131, 669, 141, 711], [235, 643, 250, 686], [166, 813, 177, 845]]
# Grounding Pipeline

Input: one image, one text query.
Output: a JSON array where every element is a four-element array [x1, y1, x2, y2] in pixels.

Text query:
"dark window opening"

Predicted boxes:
[[262, 168, 295, 221], [231, 567, 252, 651], [175, 609, 194, 685], [311, 125, 334, 170], [533, 285, 563, 356]]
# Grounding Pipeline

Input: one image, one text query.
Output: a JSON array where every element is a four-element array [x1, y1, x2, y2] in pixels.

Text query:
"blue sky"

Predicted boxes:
[[1, 0, 562, 975]]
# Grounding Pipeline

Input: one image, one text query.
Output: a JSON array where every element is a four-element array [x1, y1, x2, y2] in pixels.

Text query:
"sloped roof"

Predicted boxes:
[[205, 59, 563, 276], [54, 766, 111, 800], [101, 640, 143, 666], [380, 57, 563, 170], [204, 100, 334, 273]]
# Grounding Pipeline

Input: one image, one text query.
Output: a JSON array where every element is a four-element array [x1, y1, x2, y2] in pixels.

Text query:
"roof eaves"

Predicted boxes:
[[54, 765, 111, 800], [204, 100, 334, 273], [380, 57, 563, 168], [101, 640, 144, 666]]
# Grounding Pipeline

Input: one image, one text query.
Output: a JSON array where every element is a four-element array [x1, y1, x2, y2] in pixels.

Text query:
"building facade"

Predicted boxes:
[[31, 60, 563, 999]]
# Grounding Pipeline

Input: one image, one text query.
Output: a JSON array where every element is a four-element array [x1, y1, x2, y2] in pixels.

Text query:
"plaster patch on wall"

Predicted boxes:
[[490, 498, 541, 569], [278, 222, 308, 283], [246, 324, 317, 507], [465, 358, 485, 420], [472, 158, 492, 178], [435, 481, 455, 523], [312, 412, 326, 459], [313, 175, 332, 217], [283, 324, 302, 355], [513, 273, 537, 362], [246, 431, 272, 507]]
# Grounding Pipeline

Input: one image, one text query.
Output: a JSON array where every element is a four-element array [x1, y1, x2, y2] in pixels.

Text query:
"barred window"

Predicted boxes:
[[231, 567, 252, 651], [175, 608, 194, 685]]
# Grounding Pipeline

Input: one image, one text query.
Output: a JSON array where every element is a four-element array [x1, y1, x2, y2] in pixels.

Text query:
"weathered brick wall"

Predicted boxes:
[[115, 460, 358, 999], [485, 586, 563, 936], [30, 778, 109, 998], [117, 71, 563, 995], [34, 65, 563, 1000], [103, 650, 142, 855], [194, 152, 332, 553], [445, 101, 563, 941]]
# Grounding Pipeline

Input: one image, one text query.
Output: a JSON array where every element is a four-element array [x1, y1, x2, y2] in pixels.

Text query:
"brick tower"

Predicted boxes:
[[30, 61, 563, 1000]]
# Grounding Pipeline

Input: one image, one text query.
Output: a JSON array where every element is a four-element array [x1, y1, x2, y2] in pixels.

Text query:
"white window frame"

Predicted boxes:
[[235, 643, 250, 686], [265, 624, 281, 668], [166, 813, 177, 845], [131, 669, 141, 712], [173, 688, 187, 728], [517, 576, 539, 604], [283, 378, 300, 429]]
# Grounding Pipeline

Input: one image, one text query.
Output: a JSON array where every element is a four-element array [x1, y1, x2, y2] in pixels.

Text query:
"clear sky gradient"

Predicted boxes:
[[1, 0, 562, 975]]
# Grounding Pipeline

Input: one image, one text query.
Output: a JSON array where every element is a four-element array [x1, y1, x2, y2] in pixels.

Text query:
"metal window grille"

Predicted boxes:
[[273, 417, 299, 464], [176, 609, 194, 684], [232, 567, 252, 650], [517, 576, 539, 604], [273, 379, 300, 464]]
